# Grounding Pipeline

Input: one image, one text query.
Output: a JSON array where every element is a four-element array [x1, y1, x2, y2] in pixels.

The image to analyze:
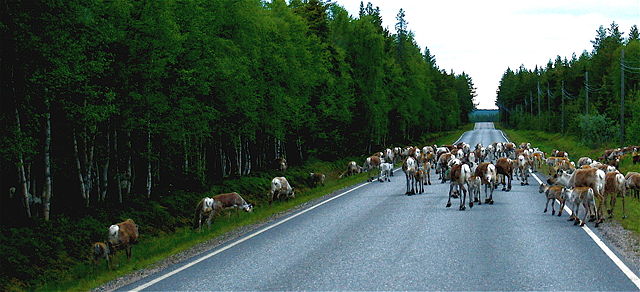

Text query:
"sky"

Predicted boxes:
[[333, 0, 640, 109]]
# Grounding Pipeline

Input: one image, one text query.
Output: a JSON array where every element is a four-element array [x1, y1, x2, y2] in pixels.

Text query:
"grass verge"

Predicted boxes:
[[33, 124, 473, 292], [499, 126, 640, 239]]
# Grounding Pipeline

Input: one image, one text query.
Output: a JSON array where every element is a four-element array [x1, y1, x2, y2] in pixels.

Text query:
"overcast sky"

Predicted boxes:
[[333, 0, 640, 109]]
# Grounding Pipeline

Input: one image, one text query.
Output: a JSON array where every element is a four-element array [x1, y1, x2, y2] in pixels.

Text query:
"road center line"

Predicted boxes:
[[131, 168, 401, 291]]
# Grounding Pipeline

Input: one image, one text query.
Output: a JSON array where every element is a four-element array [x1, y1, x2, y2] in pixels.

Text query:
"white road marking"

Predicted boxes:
[[524, 143, 640, 289], [131, 168, 401, 291]]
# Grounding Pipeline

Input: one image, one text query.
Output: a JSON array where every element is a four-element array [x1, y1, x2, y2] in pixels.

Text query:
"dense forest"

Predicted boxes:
[[0, 0, 475, 288], [496, 22, 640, 147]]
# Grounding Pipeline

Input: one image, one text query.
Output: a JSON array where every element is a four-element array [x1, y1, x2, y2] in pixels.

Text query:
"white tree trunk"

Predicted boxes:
[[43, 110, 52, 220], [73, 132, 88, 206], [146, 122, 152, 198], [98, 128, 110, 202], [126, 131, 132, 196], [114, 129, 122, 203]]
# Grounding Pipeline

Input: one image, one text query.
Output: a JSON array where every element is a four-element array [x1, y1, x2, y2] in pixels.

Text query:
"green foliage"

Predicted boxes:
[[576, 114, 618, 146]]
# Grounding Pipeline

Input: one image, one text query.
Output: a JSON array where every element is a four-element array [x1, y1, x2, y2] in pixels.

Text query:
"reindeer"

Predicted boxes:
[[475, 162, 497, 204], [309, 173, 326, 187], [193, 197, 217, 231], [539, 184, 566, 216], [364, 155, 383, 182], [274, 157, 287, 172], [269, 177, 294, 205], [379, 162, 393, 182], [496, 158, 513, 191], [415, 168, 426, 194], [517, 154, 530, 185], [213, 192, 253, 217], [468, 175, 482, 204], [446, 163, 472, 210], [604, 171, 626, 219], [438, 153, 453, 183], [92, 242, 111, 269], [108, 219, 139, 261], [403, 157, 418, 195], [339, 161, 361, 178], [562, 187, 597, 227]]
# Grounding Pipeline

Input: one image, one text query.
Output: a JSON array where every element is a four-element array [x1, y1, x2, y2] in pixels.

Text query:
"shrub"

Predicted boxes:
[[576, 114, 618, 147]]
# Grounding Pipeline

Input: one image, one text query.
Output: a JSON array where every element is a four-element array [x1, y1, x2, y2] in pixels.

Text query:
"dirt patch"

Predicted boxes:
[[92, 181, 366, 292]]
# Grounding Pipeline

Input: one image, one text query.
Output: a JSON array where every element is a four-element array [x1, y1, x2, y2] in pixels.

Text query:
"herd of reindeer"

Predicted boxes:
[[92, 140, 640, 270]]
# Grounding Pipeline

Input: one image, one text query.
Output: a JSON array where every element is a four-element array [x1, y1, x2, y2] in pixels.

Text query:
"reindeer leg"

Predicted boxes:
[[623, 190, 627, 219], [446, 184, 453, 208], [582, 202, 589, 227], [459, 184, 466, 210], [573, 203, 581, 225], [405, 173, 410, 195], [609, 193, 616, 219], [544, 198, 550, 213]]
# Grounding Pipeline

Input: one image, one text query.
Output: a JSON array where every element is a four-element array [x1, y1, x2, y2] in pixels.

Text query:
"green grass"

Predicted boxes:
[[33, 124, 473, 292], [36, 172, 370, 292], [499, 125, 640, 242]]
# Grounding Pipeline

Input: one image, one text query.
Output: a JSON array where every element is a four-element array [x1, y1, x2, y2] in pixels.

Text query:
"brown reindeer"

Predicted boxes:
[[339, 161, 361, 178], [415, 168, 426, 194], [274, 158, 287, 172], [548, 168, 605, 226], [193, 197, 217, 231], [539, 184, 566, 216], [495, 158, 513, 191], [213, 192, 253, 217], [92, 242, 111, 269], [108, 219, 139, 260], [309, 172, 326, 187], [626, 172, 640, 199], [364, 155, 382, 182], [604, 171, 626, 219], [446, 163, 472, 210], [475, 162, 497, 204]]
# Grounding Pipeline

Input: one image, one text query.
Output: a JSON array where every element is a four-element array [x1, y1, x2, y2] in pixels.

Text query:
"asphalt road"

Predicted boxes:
[[121, 122, 639, 291]]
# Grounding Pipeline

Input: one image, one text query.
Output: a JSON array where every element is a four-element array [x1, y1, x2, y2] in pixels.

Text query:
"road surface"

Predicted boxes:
[[121, 122, 639, 291]]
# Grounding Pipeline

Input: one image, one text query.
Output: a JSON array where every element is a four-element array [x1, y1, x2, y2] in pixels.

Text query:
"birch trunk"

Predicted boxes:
[[146, 122, 152, 198], [183, 135, 189, 173], [15, 109, 31, 218], [114, 129, 122, 203], [43, 110, 52, 220], [126, 131, 132, 196], [97, 128, 110, 202], [72, 132, 88, 206]]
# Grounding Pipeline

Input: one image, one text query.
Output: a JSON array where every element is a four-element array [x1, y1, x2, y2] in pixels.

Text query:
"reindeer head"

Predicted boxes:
[[538, 183, 548, 193], [203, 197, 215, 213]]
